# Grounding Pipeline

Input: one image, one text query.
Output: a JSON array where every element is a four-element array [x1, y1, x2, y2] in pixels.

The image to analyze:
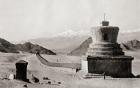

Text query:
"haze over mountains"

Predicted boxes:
[[20, 30, 90, 54], [0, 29, 140, 56], [19, 29, 140, 54]]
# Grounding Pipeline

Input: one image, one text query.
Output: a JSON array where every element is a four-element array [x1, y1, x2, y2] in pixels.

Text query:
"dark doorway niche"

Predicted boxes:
[[103, 33, 108, 41]]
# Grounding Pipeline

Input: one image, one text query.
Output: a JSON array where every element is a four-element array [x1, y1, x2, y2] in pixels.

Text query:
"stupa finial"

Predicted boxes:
[[102, 13, 109, 26], [104, 13, 106, 21]]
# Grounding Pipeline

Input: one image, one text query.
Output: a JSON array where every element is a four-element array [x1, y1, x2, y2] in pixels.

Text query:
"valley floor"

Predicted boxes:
[[0, 51, 140, 88]]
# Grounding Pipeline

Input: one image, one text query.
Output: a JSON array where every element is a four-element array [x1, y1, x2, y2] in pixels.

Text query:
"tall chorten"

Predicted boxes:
[[86, 20, 134, 78]]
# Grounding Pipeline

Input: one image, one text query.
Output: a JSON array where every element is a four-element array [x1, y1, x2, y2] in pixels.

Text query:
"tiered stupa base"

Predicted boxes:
[[87, 42, 124, 57], [86, 42, 134, 78], [87, 56, 134, 78]]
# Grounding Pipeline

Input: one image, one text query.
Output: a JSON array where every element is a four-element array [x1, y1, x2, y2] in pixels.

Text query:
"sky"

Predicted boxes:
[[0, 0, 139, 41]]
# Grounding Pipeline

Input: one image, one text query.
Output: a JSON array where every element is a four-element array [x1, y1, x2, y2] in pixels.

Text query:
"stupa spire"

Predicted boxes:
[[102, 13, 109, 26], [104, 13, 106, 21]]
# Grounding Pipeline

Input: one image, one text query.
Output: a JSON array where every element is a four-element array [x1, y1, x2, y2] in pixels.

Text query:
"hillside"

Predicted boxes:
[[69, 37, 140, 56], [26, 36, 89, 54], [1, 53, 140, 88], [0, 38, 18, 53], [0, 38, 56, 55], [16, 42, 56, 55], [68, 37, 92, 56], [121, 39, 140, 50]]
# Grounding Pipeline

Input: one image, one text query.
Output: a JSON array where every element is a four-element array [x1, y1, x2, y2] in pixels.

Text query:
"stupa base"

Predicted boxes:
[[87, 55, 134, 78]]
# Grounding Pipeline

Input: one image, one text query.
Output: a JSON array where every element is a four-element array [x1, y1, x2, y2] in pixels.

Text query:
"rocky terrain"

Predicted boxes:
[[121, 39, 140, 50], [16, 42, 56, 55], [68, 37, 92, 56], [0, 51, 140, 88], [0, 38, 19, 53], [0, 38, 56, 55]]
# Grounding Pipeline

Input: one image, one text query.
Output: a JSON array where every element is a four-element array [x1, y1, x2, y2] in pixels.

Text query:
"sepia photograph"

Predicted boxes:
[[0, 0, 139, 88]]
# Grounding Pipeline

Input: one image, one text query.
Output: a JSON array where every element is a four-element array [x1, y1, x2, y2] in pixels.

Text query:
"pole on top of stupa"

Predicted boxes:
[[104, 13, 106, 21], [102, 13, 109, 26]]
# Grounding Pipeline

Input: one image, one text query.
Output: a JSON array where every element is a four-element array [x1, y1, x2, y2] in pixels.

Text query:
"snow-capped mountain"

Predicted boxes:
[[22, 30, 90, 54], [52, 30, 90, 38], [52, 28, 140, 38], [16, 28, 140, 54]]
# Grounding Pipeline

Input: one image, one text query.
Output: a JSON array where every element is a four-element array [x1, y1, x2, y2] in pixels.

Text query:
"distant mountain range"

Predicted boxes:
[[0, 38, 56, 55], [52, 30, 90, 38], [21, 30, 140, 54], [26, 35, 89, 54], [1, 29, 140, 56], [121, 39, 140, 50]]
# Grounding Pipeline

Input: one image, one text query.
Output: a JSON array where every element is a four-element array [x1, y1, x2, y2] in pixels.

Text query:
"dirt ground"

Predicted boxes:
[[0, 51, 140, 88]]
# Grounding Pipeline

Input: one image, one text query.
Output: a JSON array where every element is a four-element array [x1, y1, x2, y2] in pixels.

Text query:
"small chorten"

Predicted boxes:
[[15, 60, 28, 81]]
